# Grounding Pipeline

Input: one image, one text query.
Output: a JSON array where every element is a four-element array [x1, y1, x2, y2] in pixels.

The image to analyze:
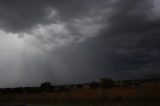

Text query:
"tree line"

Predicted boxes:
[[0, 78, 115, 94]]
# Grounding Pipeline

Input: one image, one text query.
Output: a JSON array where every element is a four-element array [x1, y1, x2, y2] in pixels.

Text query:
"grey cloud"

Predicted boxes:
[[0, 0, 160, 87], [0, 0, 108, 33], [93, 0, 160, 77], [0, 0, 108, 51]]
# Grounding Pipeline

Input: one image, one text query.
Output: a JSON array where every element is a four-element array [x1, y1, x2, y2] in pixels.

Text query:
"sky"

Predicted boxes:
[[0, 0, 160, 87]]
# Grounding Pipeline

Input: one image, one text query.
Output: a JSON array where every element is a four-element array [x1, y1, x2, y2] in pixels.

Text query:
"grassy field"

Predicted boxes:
[[0, 83, 159, 105], [0, 102, 160, 106]]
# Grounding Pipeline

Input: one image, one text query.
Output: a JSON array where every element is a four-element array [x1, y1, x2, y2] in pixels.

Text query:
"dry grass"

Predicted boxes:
[[0, 83, 160, 104]]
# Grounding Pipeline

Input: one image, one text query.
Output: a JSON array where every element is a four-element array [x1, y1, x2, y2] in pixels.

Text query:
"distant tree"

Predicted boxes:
[[13, 87, 23, 93], [58, 85, 68, 91], [76, 84, 83, 88], [100, 78, 114, 89], [122, 80, 132, 87], [89, 82, 99, 89], [24, 87, 41, 93], [134, 81, 141, 87], [40, 82, 52, 91], [3, 88, 12, 94]]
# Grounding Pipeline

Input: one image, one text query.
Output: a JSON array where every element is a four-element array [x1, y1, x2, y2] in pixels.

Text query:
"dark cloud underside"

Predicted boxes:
[[0, 0, 160, 87]]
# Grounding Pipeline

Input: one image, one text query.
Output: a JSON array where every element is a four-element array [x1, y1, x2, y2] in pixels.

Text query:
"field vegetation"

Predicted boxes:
[[0, 78, 160, 105]]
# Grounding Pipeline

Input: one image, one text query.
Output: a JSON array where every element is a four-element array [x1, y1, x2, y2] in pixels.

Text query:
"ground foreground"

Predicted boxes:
[[0, 102, 160, 106], [0, 82, 160, 106]]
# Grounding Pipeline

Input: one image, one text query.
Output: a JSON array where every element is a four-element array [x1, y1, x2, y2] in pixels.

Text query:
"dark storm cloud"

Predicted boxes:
[[0, 0, 160, 87], [0, 0, 108, 33], [92, 0, 160, 78], [0, 0, 47, 32]]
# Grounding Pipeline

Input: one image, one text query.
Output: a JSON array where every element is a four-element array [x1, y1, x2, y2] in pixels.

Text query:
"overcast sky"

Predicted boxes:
[[0, 0, 160, 87]]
